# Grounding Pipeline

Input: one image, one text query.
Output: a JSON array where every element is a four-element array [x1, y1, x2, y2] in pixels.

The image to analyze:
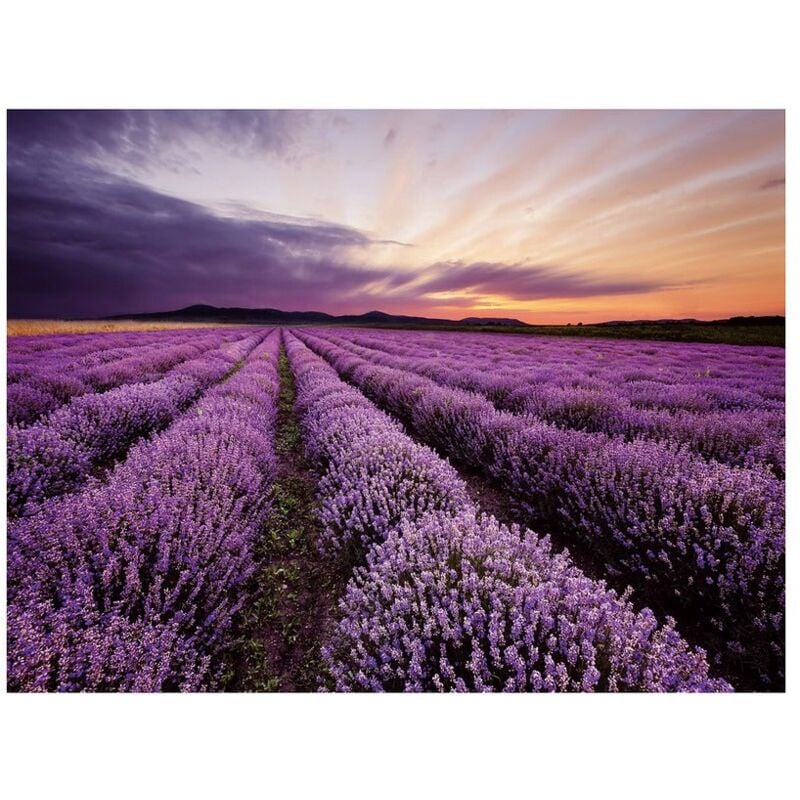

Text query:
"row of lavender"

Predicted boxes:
[[8, 327, 249, 426], [7, 331, 282, 691], [9, 327, 208, 423], [8, 327, 218, 366], [8, 327, 198, 358], [7, 326, 248, 366], [8, 330, 266, 518], [313, 329, 784, 474], [293, 329, 784, 688], [285, 331, 730, 691], [332, 328, 784, 408]]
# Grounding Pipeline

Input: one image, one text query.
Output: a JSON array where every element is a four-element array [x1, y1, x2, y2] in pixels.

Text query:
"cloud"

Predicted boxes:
[[410, 260, 669, 301], [383, 127, 398, 147], [7, 154, 669, 318], [759, 177, 785, 190], [7, 110, 306, 172], [7, 157, 397, 317]]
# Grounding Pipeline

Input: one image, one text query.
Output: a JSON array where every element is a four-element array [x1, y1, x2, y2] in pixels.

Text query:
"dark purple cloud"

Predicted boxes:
[[409, 260, 667, 301], [7, 156, 396, 317], [7, 161, 668, 317], [759, 177, 785, 190], [383, 127, 398, 147]]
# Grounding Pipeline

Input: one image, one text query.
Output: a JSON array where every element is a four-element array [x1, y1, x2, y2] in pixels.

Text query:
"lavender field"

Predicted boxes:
[[6, 325, 784, 692]]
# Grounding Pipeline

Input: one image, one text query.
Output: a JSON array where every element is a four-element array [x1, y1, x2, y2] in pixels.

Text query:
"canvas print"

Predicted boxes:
[[6, 110, 784, 692]]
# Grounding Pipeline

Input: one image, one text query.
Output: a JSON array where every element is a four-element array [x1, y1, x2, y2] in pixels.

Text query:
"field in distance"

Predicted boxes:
[[349, 319, 785, 347], [7, 319, 241, 337]]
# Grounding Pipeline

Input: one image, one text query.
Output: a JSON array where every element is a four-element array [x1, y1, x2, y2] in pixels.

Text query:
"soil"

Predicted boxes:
[[225, 343, 350, 691]]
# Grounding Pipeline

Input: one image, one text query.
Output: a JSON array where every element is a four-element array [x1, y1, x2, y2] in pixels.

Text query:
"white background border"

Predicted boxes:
[[1, 1, 795, 797]]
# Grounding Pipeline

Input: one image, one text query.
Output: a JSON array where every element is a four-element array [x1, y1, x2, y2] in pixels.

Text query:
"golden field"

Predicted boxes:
[[7, 319, 238, 336]]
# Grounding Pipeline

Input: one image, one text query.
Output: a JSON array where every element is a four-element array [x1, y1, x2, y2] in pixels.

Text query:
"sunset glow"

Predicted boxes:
[[8, 110, 784, 322]]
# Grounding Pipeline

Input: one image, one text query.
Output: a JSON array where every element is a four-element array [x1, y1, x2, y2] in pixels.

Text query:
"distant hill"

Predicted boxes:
[[117, 304, 337, 325], [597, 318, 699, 326], [109, 305, 529, 327], [596, 315, 785, 327], [459, 316, 525, 326]]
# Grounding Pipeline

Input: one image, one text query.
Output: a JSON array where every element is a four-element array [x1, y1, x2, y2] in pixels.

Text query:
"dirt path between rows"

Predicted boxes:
[[226, 341, 350, 691]]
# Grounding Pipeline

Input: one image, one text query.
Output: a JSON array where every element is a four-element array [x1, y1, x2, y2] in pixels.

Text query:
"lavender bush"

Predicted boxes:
[[8, 328, 246, 426], [310, 328, 784, 474], [7, 333, 281, 691], [285, 332, 729, 692], [323, 512, 730, 692], [294, 329, 784, 686], [8, 331, 265, 517]]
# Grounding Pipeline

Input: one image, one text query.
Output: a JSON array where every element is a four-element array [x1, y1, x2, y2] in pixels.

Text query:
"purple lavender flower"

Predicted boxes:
[[7, 332, 281, 691], [284, 331, 729, 692], [292, 327, 784, 686]]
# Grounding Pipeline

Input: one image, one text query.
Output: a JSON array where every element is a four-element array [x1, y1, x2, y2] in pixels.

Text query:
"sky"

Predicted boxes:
[[6, 109, 785, 323]]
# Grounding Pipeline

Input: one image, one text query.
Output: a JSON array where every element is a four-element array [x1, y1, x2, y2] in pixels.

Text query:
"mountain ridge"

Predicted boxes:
[[106, 305, 784, 329], [107, 305, 529, 327]]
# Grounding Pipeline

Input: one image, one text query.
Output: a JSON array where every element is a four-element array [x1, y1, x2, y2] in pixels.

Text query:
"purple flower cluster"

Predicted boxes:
[[311, 329, 784, 474], [8, 331, 266, 518], [285, 332, 729, 692], [7, 333, 281, 691], [324, 513, 729, 692], [289, 335, 469, 554], [320, 328, 784, 408], [8, 328, 245, 426], [294, 329, 784, 686], [83, 336, 238, 392]]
